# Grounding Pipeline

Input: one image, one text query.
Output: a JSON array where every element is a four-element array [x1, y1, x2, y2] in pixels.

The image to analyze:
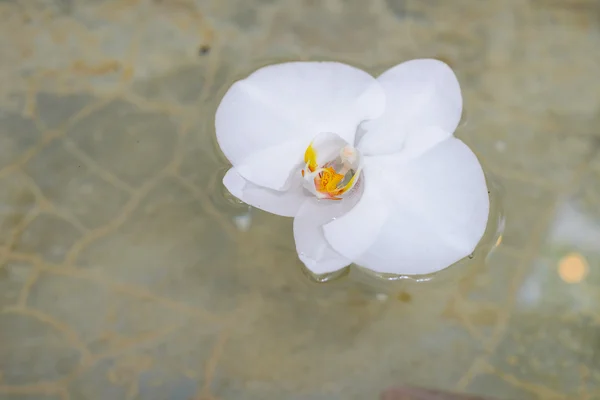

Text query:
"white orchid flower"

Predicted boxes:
[[216, 59, 490, 276]]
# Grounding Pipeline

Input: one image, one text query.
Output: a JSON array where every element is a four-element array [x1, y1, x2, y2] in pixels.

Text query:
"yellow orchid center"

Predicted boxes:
[[316, 167, 344, 194], [301, 141, 361, 200]]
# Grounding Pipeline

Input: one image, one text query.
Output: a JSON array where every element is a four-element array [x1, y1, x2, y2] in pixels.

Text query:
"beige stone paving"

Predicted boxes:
[[0, 0, 600, 399]]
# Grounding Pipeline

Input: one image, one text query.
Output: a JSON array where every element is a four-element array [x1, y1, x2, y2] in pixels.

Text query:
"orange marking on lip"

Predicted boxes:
[[302, 142, 359, 200]]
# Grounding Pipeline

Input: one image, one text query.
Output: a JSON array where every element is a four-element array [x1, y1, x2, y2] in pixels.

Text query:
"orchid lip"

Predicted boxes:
[[301, 136, 363, 200]]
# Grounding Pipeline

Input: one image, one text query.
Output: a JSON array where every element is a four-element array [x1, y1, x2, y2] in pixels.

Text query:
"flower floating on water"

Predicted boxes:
[[216, 59, 490, 276]]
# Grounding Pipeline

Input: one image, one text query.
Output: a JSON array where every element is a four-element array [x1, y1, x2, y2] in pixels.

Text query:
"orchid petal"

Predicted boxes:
[[223, 168, 307, 217], [216, 62, 385, 190], [380, 125, 454, 165], [323, 126, 452, 257], [322, 168, 388, 260], [358, 59, 462, 156], [293, 188, 362, 274], [327, 137, 489, 275]]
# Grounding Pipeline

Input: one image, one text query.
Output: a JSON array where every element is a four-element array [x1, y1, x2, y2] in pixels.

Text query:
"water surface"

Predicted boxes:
[[1, 1, 600, 399]]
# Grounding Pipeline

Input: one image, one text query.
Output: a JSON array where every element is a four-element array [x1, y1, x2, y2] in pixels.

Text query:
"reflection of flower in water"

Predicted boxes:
[[216, 59, 489, 277], [232, 210, 252, 232]]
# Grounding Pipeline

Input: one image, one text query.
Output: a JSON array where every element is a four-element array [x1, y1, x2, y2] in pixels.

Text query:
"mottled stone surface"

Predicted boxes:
[[0, 0, 599, 399]]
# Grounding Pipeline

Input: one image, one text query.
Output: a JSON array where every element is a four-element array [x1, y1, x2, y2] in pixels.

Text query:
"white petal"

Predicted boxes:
[[378, 125, 453, 165], [322, 167, 389, 260], [293, 191, 362, 274], [234, 139, 305, 190], [216, 62, 385, 190], [327, 137, 490, 275], [223, 168, 307, 217], [358, 59, 462, 156], [321, 127, 449, 259]]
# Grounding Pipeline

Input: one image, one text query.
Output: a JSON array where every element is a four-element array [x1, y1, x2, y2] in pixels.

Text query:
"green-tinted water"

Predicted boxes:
[[1, 1, 599, 399]]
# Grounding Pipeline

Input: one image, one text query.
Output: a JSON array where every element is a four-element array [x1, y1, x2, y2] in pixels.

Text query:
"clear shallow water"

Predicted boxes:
[[1, 1, 600, 399]]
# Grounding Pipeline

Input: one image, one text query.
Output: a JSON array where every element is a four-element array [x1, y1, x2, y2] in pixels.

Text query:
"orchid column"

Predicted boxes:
[[215, 59, 490, 277]]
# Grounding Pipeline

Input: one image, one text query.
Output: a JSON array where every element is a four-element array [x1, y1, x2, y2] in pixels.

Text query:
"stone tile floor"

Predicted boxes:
[[1, 0, 600, 399]]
